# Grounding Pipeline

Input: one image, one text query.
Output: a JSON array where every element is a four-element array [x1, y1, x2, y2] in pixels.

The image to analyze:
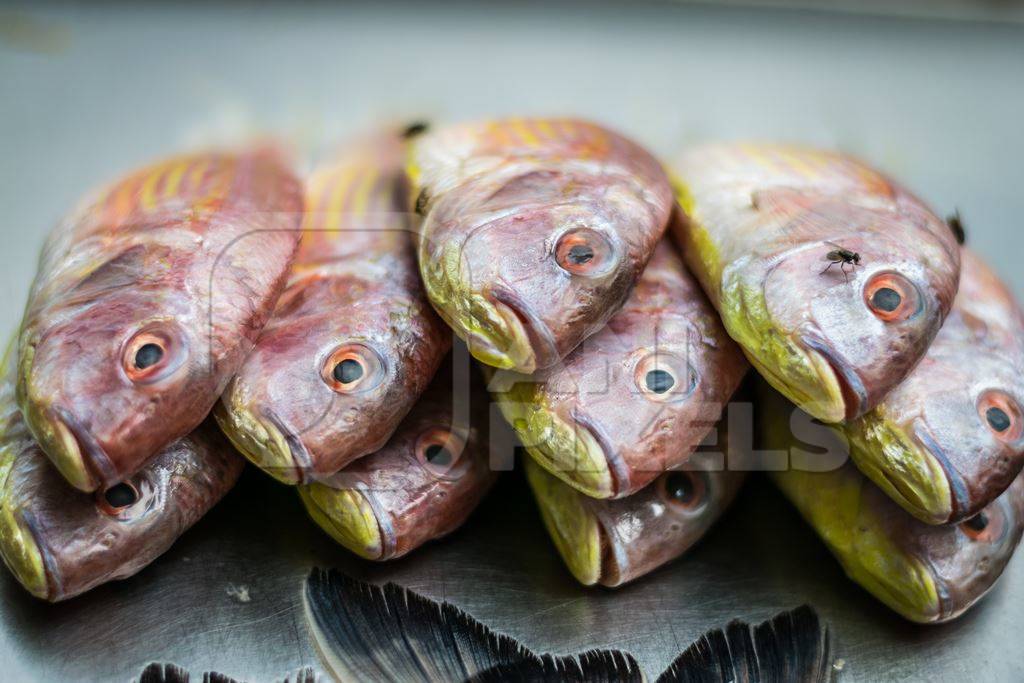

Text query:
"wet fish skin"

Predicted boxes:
[[410, 118, 674, 373], [298, 358, 496, 560], [492, 237, 748, 499], [0, 344, 243, 601], [672, 143, 960, 423], [217, 135, 450, 484], [17, 149, 303, 492], [841, 249, 1024, 524], [761, 386, 1024, 623], [526, 420, 745, 587]]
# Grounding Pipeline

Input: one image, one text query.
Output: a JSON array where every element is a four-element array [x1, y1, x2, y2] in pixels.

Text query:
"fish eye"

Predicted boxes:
[[961, 508, 1006, 542], [122, 325, 185, 384], [96, 481, 140, 516], [635, 352, 697, 403], [554, 228, 615, 277], [415, 428, 466, 477], [978, 390, 1022, 441], [322, 344, 385, 394], [660, 471, 707, 511], [864, 272, 922, 323]]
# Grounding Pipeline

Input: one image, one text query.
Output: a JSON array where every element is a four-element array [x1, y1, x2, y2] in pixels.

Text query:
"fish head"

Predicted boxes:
[[218, 276, 445, 485], [757, 200, 956, 422], [526, 454, 740, 587], [421, 171, 658, 373], [856, 476, 1024, 623], [856, 342, 1024, 524], [18, 257, 207, 491], [0, 427, 230, 601]]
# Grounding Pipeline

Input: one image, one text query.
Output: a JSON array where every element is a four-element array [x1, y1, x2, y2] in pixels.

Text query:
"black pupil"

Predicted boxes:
[[645, 369, 675, 394], [567, 244, 594, 265], [333, 359, 363, 384], [965, 512, 989, 532], [134, 343, 163, 370], [104, 483, 137, 508], [424, 443, 452, 467], [871, 287, 902, 313], [987, 407, 1012, 432], [664, 472, 696, 505]]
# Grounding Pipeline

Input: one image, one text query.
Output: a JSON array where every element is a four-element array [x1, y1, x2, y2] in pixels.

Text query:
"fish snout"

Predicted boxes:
[[44, 407, 118, 492], [215, 401, 313, 485], [799, 334, 867, 422], [297, 482, 385, 560], [0, 507, 55, 600]]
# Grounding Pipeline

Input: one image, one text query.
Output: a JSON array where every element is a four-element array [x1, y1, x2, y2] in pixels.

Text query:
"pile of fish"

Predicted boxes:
[[2, 118, 1022, 627]]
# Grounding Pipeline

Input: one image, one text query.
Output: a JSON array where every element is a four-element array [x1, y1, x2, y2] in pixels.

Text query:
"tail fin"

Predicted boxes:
[[303, 568, 639, 683], [656, 605, 833, 683]]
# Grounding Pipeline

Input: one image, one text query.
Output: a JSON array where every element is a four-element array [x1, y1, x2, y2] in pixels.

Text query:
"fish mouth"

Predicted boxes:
[[524, 457, 606, 586], [0, 507, 58, 601], [214, 402, 313, 485], [461, 288, 556, 374], [495, 388, 617, 498], [48, 407, 117, 492], [297, 482, 385, 560], [912, 424, 970, 521], [799, 335, 867, 422]]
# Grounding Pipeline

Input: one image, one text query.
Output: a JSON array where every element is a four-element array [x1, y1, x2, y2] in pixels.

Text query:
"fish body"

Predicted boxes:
[[492, 239, 747, 498], [409, 118, 674, 373], [17, 149, 302, 491], [840, 249, 1024, 524], [672, 144, 960, 423], [0, 343, 243, 601], [761, 387, 1024, 623], [298, 358, 496, 560], [526, 419, 745, 587], [217, 135, 449, 484]]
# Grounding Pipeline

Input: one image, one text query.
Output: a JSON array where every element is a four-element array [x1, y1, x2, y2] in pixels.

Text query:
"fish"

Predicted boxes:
[[216, 134, 450, 484], [490, 237, 748, 499], [408, 118, 675, 373], [298, 357, 496, 560], [671, 143, 961, 423], [525, 416, 745, 587], [760, 385, 1024, 623], [17, 148, 303, 492], [839, 249, 1024, 524], [0, 340, 244, 602], [303, 569, 833, 683]]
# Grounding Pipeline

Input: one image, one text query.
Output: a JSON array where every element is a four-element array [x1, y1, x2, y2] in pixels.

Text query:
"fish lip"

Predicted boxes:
[[799, 334, 866, 421], [51, 406, 118, 489], [570, 410, 629, 498], [17, 509, 62, 601], [262, 409, 315, 484], [488, 286, 559, 371], [912, 422, 971, 521]]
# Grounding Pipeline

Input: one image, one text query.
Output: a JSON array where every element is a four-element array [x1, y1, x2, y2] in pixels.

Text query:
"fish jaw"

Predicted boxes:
[[842, 414, 954, 525], [524, 458, 603, 586], [720, 273, 848, 423], [213, 400, 308, 485], [0, 503, 51, 600], [492, 378, 614, 498], [844, 529, 942, 624], [298, 483, 383, 560], [419, 240, 540, 373]]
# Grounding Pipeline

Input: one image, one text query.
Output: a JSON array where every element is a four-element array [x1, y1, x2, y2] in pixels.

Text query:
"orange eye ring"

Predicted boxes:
[[978, 390, 1023, 442], [414, 427, 466, 477], [96, 481, 140, 516], [554, 228, 615, 277], [322, 344, 384, 394], [961, 508, 1006, 543], [634, 352, 697, 403], [864, 272, 922, 323], [660, 470, 707, 511], [122, 325, 184, 384]]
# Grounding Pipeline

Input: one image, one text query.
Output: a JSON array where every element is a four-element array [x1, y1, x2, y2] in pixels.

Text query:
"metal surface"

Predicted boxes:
[[2, 2, 1024, 681]]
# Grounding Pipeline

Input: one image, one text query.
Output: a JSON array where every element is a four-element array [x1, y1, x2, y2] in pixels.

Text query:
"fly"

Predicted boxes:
[[821, 242, 861, 282]]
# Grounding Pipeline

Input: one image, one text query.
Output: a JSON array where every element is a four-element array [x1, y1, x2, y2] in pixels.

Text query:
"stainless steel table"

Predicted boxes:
[[1, 2, 1023, 681]]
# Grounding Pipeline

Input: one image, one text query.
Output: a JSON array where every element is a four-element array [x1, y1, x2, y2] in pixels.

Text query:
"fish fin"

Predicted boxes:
[[467, 649, 643, 683], [282, 668, 319, 683], [304, 568, 538, 683], [138, 663, 192, 683], [655, 605, 833, 683], [202, 674, 243, 683]]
